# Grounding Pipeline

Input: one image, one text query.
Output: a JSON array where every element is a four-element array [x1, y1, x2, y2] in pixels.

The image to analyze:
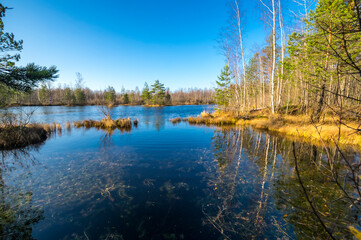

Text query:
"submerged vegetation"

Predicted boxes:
[[202, 128, 360, 239]]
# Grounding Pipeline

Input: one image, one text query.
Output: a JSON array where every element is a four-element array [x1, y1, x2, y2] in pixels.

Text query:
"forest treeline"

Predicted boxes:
[[1, 76, 214, 106], [215, 0, 361, 121]]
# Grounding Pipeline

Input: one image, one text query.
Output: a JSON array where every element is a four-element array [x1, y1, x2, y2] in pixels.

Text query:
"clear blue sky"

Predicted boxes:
[[3, 0, 266, 92]]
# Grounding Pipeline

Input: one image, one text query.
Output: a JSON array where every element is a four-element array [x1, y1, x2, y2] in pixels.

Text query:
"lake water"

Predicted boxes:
[[1, 105, 360, 239]]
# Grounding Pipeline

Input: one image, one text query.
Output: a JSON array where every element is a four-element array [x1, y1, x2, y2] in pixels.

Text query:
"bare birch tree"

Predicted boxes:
[[260, 0, 277, 114]]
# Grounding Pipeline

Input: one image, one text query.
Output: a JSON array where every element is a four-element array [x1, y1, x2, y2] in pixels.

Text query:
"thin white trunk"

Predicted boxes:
[[259, 54, 265, 108], [235, 0, 247, 112], [271, 0, 276, 114], [277, 0, 285, 107]]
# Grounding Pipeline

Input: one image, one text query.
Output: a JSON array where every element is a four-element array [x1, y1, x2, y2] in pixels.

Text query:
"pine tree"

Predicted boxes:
[[123, 93, 129, 104], [141, 82, 151, 105], [0, 4, 58, 94], [104, 86, 116, 105], [38, 84, 49, 104], [151, 80, 166, 105], [215, 66, 232, 109]]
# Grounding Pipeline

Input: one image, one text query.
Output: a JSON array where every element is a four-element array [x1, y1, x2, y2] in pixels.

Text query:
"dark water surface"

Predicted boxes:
[[1, 105, 360, 239]]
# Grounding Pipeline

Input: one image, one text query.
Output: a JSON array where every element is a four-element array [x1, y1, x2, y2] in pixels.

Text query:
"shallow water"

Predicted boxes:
[[1, 105, 360, 239]]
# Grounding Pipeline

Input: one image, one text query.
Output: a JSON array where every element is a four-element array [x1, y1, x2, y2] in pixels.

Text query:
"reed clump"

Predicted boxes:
[[133, 119, 139, 127], [0, 124, 47, 150], [41, 123, 59, 134], [186, 110, 237, 126], [170, 117, 181, 124], [73, 117, 133, 131], [65, 122, 71, 130]]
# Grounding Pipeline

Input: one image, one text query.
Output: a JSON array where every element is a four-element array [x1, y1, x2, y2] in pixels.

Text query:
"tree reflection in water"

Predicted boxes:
[[203, 127, 360, 239], [0, 147, 44, 240]]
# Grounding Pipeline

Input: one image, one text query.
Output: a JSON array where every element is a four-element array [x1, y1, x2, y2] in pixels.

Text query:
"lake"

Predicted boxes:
[[1, 105, 360, 239]]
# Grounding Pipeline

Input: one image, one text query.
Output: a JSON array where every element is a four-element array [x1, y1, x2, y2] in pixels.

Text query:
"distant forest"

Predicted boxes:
[[1, 75, 214, 106]]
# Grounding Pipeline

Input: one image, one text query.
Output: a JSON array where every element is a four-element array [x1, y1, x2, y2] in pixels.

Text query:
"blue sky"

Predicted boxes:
[[3, 0, 266, 91]]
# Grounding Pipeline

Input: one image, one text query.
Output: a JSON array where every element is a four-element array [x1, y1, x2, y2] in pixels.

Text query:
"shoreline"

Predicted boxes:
[[4, 103, 214, 108], [185, 111, 361, 149]]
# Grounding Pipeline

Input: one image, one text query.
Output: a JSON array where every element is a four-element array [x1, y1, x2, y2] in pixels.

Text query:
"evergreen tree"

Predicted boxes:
[[104, 86, 116, 105], [74, 88, 86, 105], [38, 84, 49, 104], [64, 87, 74, 105], [151, 80, 166, 105], [215, 66, 232, 108], [123, 93, 129, 104], [0, 4, 58, 94], [164, 89, 171, 105], [141, 82, 151, 105]]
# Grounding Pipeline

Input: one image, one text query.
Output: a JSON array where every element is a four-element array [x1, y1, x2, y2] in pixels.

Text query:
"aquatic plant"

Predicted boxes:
[[0, 110, 49, 150], [0, 125, 47, 150], [169, 117, 181, 124], [187, 111, 237, 126], [133, 119, 139, 127], [73, 118, 133, 131]]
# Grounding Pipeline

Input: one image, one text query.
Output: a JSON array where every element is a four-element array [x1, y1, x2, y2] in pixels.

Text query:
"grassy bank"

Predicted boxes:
[[6, 103, 213, 107], [0, 122, 63, 150], [185, 110, 361, 148], [0, 124, 47, 150]]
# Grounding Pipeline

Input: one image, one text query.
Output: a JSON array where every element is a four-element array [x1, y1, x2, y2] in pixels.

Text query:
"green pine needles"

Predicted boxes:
[[215, 65, 233, 109], [0, 4, 58, 105]]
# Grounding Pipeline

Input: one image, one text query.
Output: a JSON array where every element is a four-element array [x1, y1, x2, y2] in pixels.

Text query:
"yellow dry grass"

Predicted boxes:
[[65, 122, 71, 130], [187, 110, 237, 126], [170, 117, 181, 124], [73, 117, 133, 130], [186, 110, 361, 148], [238, 114, 361, 148]]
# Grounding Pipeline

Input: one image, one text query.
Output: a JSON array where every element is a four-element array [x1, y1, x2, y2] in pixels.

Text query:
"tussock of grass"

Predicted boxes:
[[170, 117, 181, 124], [73, 117, 133, 131], [186, 110, 237, 126], [65, 122, 71, 130], [133, 119, 139, 127], [41, 123, 60, 134], [0, 124, 47, 150]]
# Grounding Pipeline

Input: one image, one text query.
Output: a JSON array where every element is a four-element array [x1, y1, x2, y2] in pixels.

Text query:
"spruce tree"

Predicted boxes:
[[104, 86, 116, 105], [151, 80, 166, 105], [215, 66, 232, 109], [141, 82, 151, 105]]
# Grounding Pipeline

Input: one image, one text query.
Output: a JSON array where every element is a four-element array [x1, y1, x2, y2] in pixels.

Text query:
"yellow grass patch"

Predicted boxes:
[[186, 110, 361, 148], [73, 117, 133, 131], [238, 114, 361, 148]]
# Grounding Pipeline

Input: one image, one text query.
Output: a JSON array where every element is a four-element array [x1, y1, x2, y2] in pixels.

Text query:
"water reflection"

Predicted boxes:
[[0, 147, 44, 240], [203, 127, 360, 239], [1, 106, 360, 239]]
